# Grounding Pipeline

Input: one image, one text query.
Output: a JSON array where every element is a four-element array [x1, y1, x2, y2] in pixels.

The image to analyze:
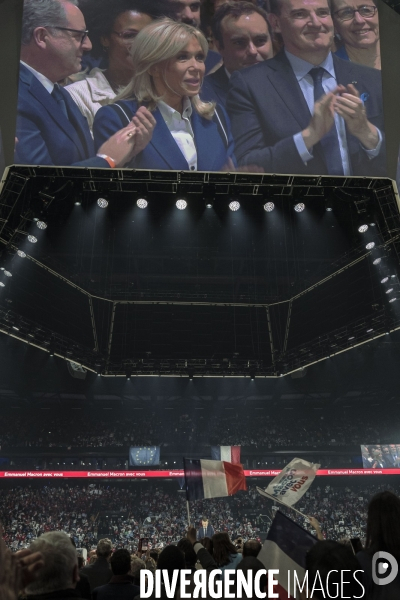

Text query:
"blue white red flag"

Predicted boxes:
[[211, 445, 241, 464], [258, 511, 317, 599], [184, 458, 247, 501]]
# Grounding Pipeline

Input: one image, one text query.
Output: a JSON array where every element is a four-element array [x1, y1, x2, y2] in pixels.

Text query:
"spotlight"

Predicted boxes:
[[229, 200, 240, 211], [348, 336, 355, 340], [366, 328, 373, 333], [136, 198, 148, 209], [358, 224, 368, 233], [176, 199, 187, 210], [27, 235, 37, 243], [250, 371, 256, 380], [188, 369, 194, 380], [381, 277, 389, 283], [389, 298, 397, 303], [97, 197, 108, 208], [36, 221, 47, 230], [366, 242, 375, 250], [294, 202, 305, 212], [372, 258, 381, 265], [49, 343, 55, 357], [17, 250, 26, 258], [125, 367, 132, 380], [0, 282, 5, 288], [4, 271, 12, 277], [75, 201, 81, 206], [386, 289, 394, 294], [205, 200, 213, 208], [264, 202, 275, 212], [325, 199, 333, 212]]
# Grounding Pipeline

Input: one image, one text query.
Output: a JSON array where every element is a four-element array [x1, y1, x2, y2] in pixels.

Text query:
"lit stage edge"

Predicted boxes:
[[0, 469, 398, 478]]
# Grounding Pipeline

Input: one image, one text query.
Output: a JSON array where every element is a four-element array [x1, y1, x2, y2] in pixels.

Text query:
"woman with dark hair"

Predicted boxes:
[[65, 0, 172, 133], [211, 532, 242, 572], [357, 491, 400, 599]]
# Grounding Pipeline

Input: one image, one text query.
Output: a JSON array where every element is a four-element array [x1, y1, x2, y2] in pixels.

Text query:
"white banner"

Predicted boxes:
[[257, 458, 320, 507]]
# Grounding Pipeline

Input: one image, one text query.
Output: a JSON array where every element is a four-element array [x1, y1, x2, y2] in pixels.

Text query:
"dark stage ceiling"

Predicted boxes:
[[0, 166, 399, 377]]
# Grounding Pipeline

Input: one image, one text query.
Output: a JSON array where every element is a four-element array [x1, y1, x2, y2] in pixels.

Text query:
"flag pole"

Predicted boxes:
[[186, 500, 190, 527], [256, 487, 308, 519]]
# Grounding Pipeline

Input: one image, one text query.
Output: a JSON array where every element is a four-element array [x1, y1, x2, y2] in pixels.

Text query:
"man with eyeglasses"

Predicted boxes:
[[226, 0, 385, 176], [16, 0, 155, 168]]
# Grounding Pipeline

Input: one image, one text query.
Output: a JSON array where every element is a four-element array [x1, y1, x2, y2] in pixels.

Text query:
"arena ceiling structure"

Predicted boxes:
[[0, 165, 399, 378]]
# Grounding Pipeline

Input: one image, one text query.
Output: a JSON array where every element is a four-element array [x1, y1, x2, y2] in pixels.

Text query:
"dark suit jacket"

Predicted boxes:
[[226, 51, 386, 176], [201, 65, 230, 108], [196, 524, 215, 540], [92, 575, 140, 600], [80, 558, 112, 593], [93, 100, 236, 172], [15, 63, 109, 168]]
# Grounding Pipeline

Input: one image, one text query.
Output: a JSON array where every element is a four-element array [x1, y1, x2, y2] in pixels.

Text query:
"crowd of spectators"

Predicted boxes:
[[2, 481, 400, 553], [0, 410, 396, 450]]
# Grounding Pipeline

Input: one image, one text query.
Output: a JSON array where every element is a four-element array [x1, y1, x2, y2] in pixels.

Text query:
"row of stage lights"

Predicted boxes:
[[96, 197, 306, 212]]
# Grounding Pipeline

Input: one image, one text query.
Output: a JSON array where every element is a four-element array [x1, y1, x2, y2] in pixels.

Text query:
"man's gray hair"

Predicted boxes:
[[22, 0, 79, 46], [25, 531, 78, 595]]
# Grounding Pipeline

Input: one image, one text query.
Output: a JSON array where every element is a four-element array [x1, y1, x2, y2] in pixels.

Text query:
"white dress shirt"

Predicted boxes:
[[157, 97, 197, 171], [285, 50, 381, 175], [20, 61, 54, 93]]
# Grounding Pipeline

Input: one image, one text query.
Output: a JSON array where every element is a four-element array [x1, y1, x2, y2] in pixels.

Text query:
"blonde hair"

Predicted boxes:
[[116, 18, 215, 120]]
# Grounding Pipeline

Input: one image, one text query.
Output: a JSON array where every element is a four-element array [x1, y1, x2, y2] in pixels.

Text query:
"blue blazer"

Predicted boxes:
[[15, 63, 108, 168], [93, 99, 236, 172], [227, 51, 386, 176]]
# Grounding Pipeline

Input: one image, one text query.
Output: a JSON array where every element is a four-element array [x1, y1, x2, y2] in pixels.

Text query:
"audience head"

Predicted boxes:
[[212, 532, 238, 567], [21, 0, 92, 81], [304, 540, 363, 600], [119, 19, 214, 118], [170, 0, 202, 28], [243, 539, 262, 558], [96, 538, 113, 559], [156, 545, 186, 579], [110, 549, 131, 576], [25, 531, 78, 595], [366, 490, 400, 562], [149, 550, 159, 563], [81, 0, 173, 59], [201, 516, 209, 526], [268, 0, 334, 62], [331, 0, 378, 53], [130, 555, 146, 581], [212, 1, 273, 73], [177, 538, 197, 568]]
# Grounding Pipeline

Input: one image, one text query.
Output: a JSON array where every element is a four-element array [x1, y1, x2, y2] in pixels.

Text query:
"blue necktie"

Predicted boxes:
[[51, 84, 68, 120], [309, 67, 344, 176]]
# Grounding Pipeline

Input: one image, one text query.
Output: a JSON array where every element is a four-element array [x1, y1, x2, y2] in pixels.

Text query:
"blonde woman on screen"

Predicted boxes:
[[93, 19, 236, 171]]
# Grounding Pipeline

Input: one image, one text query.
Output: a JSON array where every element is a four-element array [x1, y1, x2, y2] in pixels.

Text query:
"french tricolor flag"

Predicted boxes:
[[211, 445, 241, 464], [258, 511, 317, 599], [184, 458, 247, 501]]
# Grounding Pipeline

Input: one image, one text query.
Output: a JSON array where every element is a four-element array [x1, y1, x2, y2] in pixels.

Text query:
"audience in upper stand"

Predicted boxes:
[[201, 2, 274, 108], [0, 409, 397, 450], [93, 19, 236, 171], [65, 0, 172, 134]]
